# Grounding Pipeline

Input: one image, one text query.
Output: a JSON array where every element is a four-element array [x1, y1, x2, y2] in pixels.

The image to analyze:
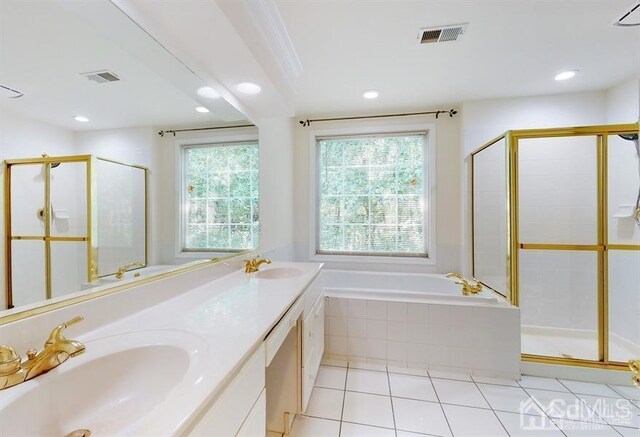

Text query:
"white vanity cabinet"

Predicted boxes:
[[301, 295, 325, 411], [187, 344, 266, 437], [185, 281, 324, 437]]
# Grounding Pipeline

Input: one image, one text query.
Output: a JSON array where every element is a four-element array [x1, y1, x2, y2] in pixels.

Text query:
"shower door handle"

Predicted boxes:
[[629, 359, 640, 388]]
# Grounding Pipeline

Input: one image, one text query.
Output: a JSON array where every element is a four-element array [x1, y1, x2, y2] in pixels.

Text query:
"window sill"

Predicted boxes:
[[176, 251, 245, 259], [309, 252, 436, 265]]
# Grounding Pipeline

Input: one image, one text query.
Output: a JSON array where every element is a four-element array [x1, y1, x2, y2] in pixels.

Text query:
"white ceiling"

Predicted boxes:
[[0, 1, 248, 131], [274, 0, 640, 116]]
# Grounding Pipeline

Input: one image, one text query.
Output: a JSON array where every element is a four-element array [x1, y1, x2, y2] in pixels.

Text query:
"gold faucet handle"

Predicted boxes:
[[470, 278, 483, 292], [45, 316, 84, 346], [446, 272, 470, 285], [0, 345, 21, 376], [630, 359, 640, 373]]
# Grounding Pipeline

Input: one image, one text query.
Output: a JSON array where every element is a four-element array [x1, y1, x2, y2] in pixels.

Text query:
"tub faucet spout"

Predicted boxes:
[[445, 272, 483, 296]]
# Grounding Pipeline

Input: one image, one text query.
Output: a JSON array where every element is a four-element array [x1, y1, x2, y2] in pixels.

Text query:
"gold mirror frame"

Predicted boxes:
[[0, 249, 253, 327], [2, 154, 256, 326]]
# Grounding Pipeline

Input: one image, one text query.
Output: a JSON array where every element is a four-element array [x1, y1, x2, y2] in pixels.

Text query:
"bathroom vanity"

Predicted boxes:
[[0, 260, 324, 436]]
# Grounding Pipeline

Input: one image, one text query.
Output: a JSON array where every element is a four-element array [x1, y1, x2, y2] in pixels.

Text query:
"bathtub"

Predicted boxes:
[[320, 270, 520, 379], [324, 287, 498, 305]]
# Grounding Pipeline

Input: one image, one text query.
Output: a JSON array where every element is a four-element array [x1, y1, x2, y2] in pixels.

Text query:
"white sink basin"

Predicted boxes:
[[0, 330, 207, 436], [254, 267, 304, 279]]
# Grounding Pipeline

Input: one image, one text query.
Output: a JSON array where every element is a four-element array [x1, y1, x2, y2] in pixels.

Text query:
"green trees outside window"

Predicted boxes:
[[318, 134, 426, 256], [184, 143, 259, 251]]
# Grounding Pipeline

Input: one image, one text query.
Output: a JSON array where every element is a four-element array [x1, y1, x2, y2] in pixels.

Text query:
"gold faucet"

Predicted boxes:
[[0, 316, 85, 390], [245, 256, 271, 273], [445, 273, 483, 296], [114, 262, 144, 279], [629, 359, 640, 388]]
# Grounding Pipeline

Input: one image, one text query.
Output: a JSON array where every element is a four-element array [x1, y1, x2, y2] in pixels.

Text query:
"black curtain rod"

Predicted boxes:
[[158, 124, 255, 137], [299, 108, 457, 127]]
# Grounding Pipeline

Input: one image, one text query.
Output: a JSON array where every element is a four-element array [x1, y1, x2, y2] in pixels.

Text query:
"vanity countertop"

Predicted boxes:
[[0, 261, 323, 436]]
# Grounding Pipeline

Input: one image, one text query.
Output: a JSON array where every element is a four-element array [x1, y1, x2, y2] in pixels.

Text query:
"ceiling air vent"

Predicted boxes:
[[0, 84, 23, 98], [419, 23, 468, 44], [613, 1, 640, 27], [81, 70, 120, 84]]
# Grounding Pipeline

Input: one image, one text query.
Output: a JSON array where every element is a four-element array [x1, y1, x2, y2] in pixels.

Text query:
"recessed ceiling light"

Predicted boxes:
[[196, 86, 220, 99], [74, 115, 89, 122], [195, 106, 210, 113], [554, 70, 578, 81], [236, 82, 261, 95], [362, 90, 380, 99]]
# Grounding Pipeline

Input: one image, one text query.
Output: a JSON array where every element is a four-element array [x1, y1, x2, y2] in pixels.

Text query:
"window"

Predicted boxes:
[[316, 132, 428, 257], [182, 142, 259, 252]]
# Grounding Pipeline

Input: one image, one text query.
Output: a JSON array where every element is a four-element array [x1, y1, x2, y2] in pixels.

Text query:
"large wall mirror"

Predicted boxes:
[[0, 1, 258, 319]]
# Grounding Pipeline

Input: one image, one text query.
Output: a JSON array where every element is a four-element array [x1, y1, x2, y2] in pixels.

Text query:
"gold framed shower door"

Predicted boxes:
[[471, 123, 640, 370], [4, 155, 149, 309]]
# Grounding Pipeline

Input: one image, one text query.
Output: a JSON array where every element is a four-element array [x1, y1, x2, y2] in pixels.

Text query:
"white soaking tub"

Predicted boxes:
[[320, 270, 520, 379]]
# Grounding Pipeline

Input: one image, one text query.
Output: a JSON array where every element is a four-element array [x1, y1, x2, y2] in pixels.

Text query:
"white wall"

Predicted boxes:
[[462, 84, 639, 357], [461, 90, 608, 277], [258, 117, 296, 260], [606, 76, 639, 124], [604, 76, 640, 351], [155, 126, 259, 264], [75, 127, 161, 268], [461, 91, 607, 157], [0, 108, 78, 309], [293, 113, 462, 273]]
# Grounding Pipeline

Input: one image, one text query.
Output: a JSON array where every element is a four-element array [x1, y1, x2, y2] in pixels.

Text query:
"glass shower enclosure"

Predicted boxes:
[[471, 123, 639, 370], [4, 155, 148, 309]]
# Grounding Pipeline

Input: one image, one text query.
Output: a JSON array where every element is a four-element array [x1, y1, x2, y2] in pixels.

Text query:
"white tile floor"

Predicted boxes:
[[290, 363, 640, 437]]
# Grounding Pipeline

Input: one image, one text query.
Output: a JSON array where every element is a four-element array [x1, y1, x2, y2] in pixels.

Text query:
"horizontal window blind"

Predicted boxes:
[[317, 134, 427, 256]]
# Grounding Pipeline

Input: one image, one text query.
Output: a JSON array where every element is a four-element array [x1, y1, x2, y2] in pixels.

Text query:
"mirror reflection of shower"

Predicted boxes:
[[36, 154, 61, 226], [617, 133, 640, 226], [5, 154, 147, 309]]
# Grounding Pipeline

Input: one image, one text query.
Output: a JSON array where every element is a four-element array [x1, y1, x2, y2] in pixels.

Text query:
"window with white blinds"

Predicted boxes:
[[183, 142, 259, 252], [316, 133, 428, 257]]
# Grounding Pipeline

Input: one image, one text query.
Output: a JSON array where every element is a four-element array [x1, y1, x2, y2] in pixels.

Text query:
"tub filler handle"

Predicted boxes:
[[445, 273, 483, 296]]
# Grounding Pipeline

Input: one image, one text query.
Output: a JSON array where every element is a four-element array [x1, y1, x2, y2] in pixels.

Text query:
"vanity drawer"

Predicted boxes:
[[264, 296, 304, 366], [302, 296, 324, 363], [189, 344, 265, 437], [301, 296, 325, 411], [237, 389, 266, 437]]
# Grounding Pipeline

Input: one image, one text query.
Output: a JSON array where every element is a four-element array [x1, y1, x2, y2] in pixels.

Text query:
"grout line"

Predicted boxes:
[[300, 414, 341, 423], [517, 385, 569, 437], [556, 379, 625, 436], [545, 416, 623, 437], [346, 365, 388, 374], [344, 389, 393, 398], [518, 376, 637, 400], [471, 375, 520, 387], [427, 372, 455, 437], [556, 379, 635, 400], [606, 383, 639, 402], [314, 385, 348, 392], [338, 362, 349, 436], [320, 363, 349, 370], [385, 365, 398, 437], [470, 377, 512, 436], [339, 419, 396, 432]]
